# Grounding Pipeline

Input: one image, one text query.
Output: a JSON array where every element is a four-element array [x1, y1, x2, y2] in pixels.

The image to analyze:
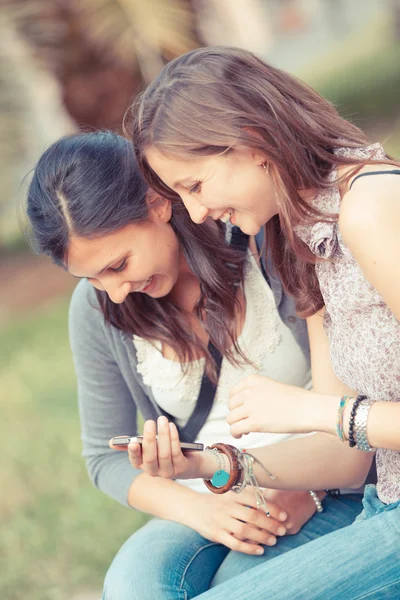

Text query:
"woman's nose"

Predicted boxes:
[[181, 195, 210, 224], [103, 279, 131, 304]]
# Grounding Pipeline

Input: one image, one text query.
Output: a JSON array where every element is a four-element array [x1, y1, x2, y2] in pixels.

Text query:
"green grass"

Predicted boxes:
[[0, 299, 149, 600]]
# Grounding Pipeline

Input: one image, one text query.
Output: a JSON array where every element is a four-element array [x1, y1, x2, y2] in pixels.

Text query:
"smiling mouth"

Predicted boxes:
[[134, 276, 153, 293], [219, 209, 233, 223]]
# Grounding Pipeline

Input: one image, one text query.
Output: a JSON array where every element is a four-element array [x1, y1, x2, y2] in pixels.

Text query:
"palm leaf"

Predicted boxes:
[[70, 0, 200, 80]]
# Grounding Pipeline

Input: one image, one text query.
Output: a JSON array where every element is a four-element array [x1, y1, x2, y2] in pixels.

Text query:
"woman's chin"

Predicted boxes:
[[234, 217, 262, 236], [145, 275, 174, 299]]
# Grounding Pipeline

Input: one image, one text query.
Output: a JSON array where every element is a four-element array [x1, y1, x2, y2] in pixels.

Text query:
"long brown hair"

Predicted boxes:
[[131, 46, 399, 316], [25, 130, 248, 379]]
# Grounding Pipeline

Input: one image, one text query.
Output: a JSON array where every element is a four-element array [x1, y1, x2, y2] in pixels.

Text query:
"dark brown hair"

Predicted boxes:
[[131, 46, 399, 316], [25, 130, 248, 379]]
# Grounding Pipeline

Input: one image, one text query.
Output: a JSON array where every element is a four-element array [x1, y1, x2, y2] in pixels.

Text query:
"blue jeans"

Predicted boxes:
[[103, 494, 363, 600], [194, 486, 400, 600]]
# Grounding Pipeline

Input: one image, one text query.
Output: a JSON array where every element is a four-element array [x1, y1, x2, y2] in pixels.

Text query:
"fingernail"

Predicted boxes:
[[144, 420, 155, 432], [255, 548, 264, 555], [267, 537, 276, 546], [279, 511, 287, 521], [277, 526, 286, 536], [158, 416, 168, 426]]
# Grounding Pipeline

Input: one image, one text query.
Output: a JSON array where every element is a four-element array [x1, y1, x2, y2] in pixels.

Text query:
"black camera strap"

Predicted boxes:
[[179, 227, 249, 443]]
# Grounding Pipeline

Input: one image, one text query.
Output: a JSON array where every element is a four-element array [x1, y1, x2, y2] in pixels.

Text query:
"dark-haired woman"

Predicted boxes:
[[132, 46, 400, 598], [25, 131, 365, 600]]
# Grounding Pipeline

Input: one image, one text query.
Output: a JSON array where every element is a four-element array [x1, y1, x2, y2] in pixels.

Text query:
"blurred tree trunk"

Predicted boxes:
[[6, 0, 203, 132], [0, 18, 74, 250]]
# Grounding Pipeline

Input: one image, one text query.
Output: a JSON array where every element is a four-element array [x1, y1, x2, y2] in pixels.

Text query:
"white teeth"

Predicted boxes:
[[220, 209, 233, 223], [135, 277, 152, 292]]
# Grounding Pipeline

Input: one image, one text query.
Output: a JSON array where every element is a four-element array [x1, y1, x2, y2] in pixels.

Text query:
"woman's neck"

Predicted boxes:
[[167, 251, 201, 313]]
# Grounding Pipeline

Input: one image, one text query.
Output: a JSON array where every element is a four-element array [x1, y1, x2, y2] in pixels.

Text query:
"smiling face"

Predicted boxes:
[[67, 202, 181, 304], [145, 147, 279, 236]]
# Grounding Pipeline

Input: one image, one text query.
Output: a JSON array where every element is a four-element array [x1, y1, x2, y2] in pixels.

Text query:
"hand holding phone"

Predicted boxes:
[[110, 417, 205, 481], [110, 435, 203, 451]]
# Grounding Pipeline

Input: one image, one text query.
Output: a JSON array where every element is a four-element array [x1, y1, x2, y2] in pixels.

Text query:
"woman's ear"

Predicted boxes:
[[148, 194, 172, 223], [242, 127, 269, 166]]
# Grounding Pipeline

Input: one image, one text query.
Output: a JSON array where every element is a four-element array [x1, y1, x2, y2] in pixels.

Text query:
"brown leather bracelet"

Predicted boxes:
[[203, 443, 242, 494]]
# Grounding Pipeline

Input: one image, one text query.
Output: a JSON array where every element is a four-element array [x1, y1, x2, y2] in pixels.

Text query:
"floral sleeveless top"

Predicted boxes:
[[295, 143, 400, 505]]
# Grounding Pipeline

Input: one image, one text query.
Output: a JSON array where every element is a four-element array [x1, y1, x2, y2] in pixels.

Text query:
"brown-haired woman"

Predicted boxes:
[[25, 131, 366, 599], [132, 46, 400, 598]]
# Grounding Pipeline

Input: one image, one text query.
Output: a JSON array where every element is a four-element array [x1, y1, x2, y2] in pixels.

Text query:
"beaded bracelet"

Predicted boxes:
[[336, 395, 352, 442], [309, 490, 323, 513], [348, 395, 367, 447], [325, 489, 340, 498]]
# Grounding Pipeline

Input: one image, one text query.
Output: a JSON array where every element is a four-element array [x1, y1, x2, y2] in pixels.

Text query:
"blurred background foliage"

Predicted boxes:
[[0, 1, 399, 599]]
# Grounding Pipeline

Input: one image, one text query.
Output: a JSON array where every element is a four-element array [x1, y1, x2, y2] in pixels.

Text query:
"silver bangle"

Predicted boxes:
[[354, 400, 376, 452], [309, 490, 323, 513], [206, 448, 227, 473]]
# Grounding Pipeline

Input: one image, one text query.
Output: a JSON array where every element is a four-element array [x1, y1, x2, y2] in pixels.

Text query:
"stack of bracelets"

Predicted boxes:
[[203, 394, 376, 513], [203, 444, 324, 514], [336, 394, 376, 452]]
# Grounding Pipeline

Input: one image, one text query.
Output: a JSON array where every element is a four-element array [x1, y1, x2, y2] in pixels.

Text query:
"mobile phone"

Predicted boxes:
[[109, 435, 204, 451]]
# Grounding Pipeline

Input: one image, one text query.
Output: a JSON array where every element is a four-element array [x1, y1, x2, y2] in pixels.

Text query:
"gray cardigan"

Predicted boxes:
[[69, 232, 310, 507]]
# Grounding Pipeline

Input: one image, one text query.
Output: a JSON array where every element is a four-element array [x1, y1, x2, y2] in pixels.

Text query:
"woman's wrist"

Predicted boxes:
[[177, 490, 211, 529], [299, 392, 339, 435], [194, 448, 225, 480]]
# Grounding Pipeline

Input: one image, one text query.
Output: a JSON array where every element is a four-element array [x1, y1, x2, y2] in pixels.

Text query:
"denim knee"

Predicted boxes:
[[102, 518, 226, 600]]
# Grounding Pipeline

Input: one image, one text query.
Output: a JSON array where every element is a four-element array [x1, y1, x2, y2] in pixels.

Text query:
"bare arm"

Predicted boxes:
[[306, 309, 356, 396], [199, 431, 372, 490], [126, 470, 305, 555], [127, 472, 200, 524], [129, 414, 373, 491], [338, 174, 400, 451]]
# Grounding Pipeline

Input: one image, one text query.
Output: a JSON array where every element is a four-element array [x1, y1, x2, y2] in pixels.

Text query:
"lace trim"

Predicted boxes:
[[133, 336, 204, 402], [133, 255, 281, 403]]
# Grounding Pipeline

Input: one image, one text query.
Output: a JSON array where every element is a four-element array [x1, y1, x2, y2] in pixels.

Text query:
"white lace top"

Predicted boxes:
[[133, 253, 311, 492]]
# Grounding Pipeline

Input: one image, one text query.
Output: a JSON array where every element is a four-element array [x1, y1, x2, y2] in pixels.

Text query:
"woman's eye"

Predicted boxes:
[[111, 259, 127, 273], [189, 181, 202, 194]]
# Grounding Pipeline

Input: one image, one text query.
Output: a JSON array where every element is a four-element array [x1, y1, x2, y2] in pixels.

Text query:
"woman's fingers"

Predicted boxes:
[[258, 498, 288, 523], [155, 416, 174, 477], [169, 422, 185, 466], [227, 392, 244, 411], [127, 441, 143, 468], [219, 531, 265, 555], [234, 505, 286, 538], [229, 418, 253, 438], [229, 374, 257, 397], [228, 520, 276, 549], [140, 420, 159, 476], [235, 488, 287, 522], [127, 418, 184, 478], [226, 405, 248, 425]]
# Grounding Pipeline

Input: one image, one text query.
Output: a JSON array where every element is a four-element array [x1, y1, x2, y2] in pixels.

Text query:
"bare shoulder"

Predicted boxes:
[[339, 166, 400, 244]]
